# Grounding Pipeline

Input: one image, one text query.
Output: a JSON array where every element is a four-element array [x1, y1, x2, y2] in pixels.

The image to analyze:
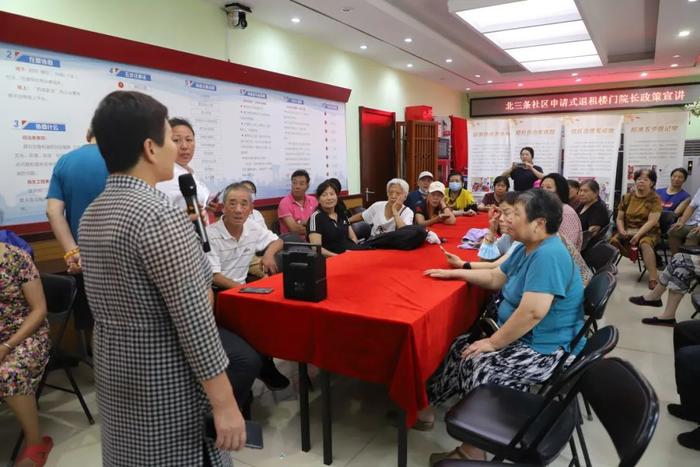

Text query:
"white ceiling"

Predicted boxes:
[[212, 0, 700, 94]]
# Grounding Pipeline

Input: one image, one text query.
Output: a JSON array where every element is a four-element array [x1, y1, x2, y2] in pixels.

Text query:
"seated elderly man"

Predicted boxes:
[[349, 178, 414, 236], [206, 182, 290, 399]]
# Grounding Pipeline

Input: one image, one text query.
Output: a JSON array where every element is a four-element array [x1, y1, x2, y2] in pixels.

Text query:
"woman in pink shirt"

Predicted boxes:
[[541, 173, 583, 250]]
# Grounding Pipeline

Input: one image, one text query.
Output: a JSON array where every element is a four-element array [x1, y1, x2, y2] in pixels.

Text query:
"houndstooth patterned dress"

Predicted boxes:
[[79, 175, 229, 466]]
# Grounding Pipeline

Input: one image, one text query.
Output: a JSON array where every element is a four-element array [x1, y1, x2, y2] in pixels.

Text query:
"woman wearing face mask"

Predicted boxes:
[[610, 169, 662, 289], [445, 172, 477, 216], [500, 147, 544, 192]]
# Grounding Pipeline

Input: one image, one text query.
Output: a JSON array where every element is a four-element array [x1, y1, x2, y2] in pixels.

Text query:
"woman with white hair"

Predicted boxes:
[[349, 178, 414, 236]]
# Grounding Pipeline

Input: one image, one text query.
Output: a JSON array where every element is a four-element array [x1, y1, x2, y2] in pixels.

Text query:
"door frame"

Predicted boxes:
[[359, 106, 397, 206]]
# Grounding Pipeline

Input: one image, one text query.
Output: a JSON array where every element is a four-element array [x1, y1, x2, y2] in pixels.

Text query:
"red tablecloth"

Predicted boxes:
[[216, 215, 490, 426]]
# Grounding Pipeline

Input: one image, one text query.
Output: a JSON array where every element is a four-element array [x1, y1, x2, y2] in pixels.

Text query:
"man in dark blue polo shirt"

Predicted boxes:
[[406, 171, 434, 212]]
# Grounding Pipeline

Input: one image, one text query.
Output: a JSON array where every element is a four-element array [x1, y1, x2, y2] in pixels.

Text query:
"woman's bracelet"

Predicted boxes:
[[1, 342, 13, 351], [462, 262, 472, 270], [63, 247, 80, 260]]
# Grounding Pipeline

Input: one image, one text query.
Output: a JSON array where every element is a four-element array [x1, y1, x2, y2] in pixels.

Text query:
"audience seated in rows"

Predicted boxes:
[[308, 180, 359, 257], [477, 175, 508, 212], [576, 179, 610, 244], [610, 168, 662, 289], [541, 172, 583, 250], [277, 169, 318, 236], [415, 181, 457, 227], [420, 189, 586, 463], [445, 171, 477, 216], [657, 167, 691, 216], [349, 178, 414, 236]]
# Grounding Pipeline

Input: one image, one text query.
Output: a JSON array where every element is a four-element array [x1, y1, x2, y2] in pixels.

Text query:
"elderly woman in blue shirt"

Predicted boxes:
[[421, 189, 585, 464]]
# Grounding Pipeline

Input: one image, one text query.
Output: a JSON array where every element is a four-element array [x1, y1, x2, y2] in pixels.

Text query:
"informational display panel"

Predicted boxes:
[[562, 114, 624, 208], [467, 119, 511, 197], [0, 42, 347, 228], [622, 111, 689, 193], [508, 117, 562, 175]]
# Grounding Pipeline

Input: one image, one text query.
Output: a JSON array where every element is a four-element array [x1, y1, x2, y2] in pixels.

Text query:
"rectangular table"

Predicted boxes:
[[216, 215, 490, 465]]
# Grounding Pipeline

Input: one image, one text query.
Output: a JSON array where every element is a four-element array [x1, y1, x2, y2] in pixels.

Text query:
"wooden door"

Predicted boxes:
[[359, 107, 396, 206]]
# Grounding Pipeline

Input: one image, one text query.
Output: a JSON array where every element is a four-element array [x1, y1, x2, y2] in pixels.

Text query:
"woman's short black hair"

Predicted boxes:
[[493, 175, 510, 189], [580, 179, 600, 194], [500, 191, 519, 206], [291, 169, 310, 183], [633, 168, 658, 186], [671, 167, 688, 181], [240, 180, 257, 193], [328, 178, 342, 192], [169, 117, 194, 136], [567, 179, 581, 190], [316, 179, 339, 198], [520, 146, 535, 158], [516, 189, 563, 234], [542, 172, 570, 204], [91, 91, 168, 174]]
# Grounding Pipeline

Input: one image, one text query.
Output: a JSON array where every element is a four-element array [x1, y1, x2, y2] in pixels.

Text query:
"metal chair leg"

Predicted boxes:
[[63, 366, 95, 424]]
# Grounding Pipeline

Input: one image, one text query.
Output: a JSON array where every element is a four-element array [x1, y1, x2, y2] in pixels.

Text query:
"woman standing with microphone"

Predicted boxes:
[[79, 91, 244, 466]]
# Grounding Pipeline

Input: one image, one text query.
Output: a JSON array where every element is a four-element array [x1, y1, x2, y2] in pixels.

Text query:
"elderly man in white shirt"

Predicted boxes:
[[207, 182, 283, 288]]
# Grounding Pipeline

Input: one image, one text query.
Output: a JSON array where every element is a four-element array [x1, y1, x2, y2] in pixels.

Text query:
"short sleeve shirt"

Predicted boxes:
[[277, 193, 318, 234], [687, 188, 700, 226], [46, 144, 109, 241], [656, 188, 690, 212], [511, 165, 543, 192], [620, 191, 662, 234], [155, 163, 210, 210], [406, 190, 426, 212], [206, 217, 279, 283], [307, 210, 353, 254], [361, 201, 414, 237], [498, 236, 585, 354]]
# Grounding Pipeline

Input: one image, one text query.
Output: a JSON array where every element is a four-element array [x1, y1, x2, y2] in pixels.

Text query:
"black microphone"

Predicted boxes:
[[178, 173, 211, 252]]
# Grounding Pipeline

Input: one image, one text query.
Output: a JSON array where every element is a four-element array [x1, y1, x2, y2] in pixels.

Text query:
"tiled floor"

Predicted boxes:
[[2, 258, 699, 466]]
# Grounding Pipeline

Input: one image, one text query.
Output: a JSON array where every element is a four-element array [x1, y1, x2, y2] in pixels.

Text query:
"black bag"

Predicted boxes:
[[359, 225, 428, 250]]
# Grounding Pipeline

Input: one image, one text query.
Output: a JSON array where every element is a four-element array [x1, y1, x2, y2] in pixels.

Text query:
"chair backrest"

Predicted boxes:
[[579, 358, 659, 467], [350, 206, 366, 215], [516, 326, 620, 451], [659, 210, 677, 236], [352, 220, 372, 240], [583, 271, 617, 320], [40, 273, 77, 345], [596, 261, 618, 276], [580, 230, 594, 252], [582, 241, 620, 272]]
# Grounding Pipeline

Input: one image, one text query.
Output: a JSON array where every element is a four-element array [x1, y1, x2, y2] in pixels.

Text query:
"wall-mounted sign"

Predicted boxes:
[[470, 83, 700, 117]]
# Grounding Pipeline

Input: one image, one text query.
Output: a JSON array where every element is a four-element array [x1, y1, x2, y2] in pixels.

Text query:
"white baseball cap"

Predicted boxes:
[[428, 181, 446, 194], [418, 171, 434, 180]]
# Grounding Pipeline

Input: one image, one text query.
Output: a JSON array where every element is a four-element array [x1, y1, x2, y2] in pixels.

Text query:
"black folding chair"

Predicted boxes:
[[435, 357, 658, 467], [10, 273, 95, 463], [580, 231, 594, 253], [351, 220, 372, 240], [636, 211, 676, 282], [439, 326, 619, 466], [582, 242, 620, 273]]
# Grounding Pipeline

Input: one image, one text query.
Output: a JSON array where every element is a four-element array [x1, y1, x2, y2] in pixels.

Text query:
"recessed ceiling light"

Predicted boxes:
[[575, 78, 582, 82], [640, 72, 648, 77], [487, 80, 493, 83], [475, 74, 481, 78], [671, 63, 679, 67], [445, 58, 453, 63], [506, 40, 598, 63], [404, 37, 413, 43], [517, 83, 523, 87], [485, 20, 588, 49], [466, 88, 471, 91], [291, 17, 301, 23], [360, 45, 367, 50], [406, 63, 413, 68], [571, 72, 578, 76], [453, 0, 580, 33], [678, 30, 691, 37], [689, 0, 698, 3], [673, 54, 681, 58]]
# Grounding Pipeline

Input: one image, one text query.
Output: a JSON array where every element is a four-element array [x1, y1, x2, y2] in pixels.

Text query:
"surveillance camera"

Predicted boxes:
[[224, 2, 251, 30]]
